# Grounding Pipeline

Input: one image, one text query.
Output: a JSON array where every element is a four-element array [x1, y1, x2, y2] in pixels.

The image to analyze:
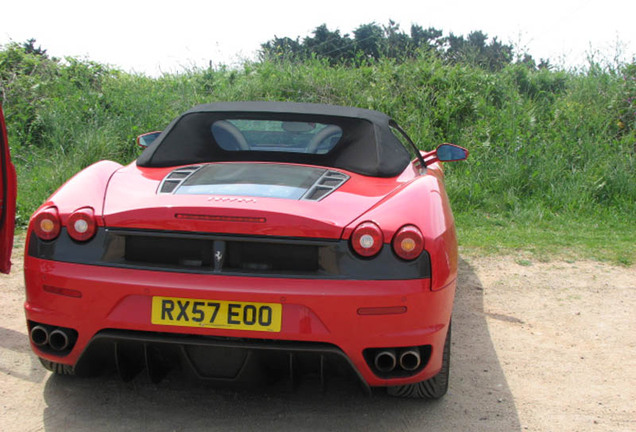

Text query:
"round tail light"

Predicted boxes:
[[351, 221, 383, 257], [67, 208, 97, 241], [33, 207, 61, 241], [392, 225, 424, 260]]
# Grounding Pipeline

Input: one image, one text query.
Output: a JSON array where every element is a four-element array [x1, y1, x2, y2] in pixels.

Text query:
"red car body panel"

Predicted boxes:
[[39, 160, 123, 226], [23, 102, 466, 394], [0, 106, 17, 274]]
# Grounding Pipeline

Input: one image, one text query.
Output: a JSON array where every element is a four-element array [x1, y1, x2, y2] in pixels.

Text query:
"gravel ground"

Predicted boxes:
[[1, 243, 634, 432]]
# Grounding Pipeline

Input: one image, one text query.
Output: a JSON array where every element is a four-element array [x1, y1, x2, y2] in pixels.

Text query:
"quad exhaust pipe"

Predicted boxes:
[[30, 325, 49, 346], [399, 349, 422, 371], [374, 350, 397, 372], [49, 329, 70, 351], [372, 347, 422, 373], [29, 323, 76, 352]]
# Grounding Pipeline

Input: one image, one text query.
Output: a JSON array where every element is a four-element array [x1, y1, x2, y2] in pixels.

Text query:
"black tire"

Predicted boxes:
[[39, 357, 75, 375], [387, 323, 451, 399]]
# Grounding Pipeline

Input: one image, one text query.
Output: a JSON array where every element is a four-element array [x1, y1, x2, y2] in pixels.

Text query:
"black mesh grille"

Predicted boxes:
[[225, 241, 318, 272], [125, 236, 214, 267], [124, 235, 319, 273], [160, 180, 180, 193]]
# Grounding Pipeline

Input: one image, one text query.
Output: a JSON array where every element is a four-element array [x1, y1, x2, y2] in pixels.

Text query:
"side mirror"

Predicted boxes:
[[136, 131, 162, 149], [436, 144, 468, 162]]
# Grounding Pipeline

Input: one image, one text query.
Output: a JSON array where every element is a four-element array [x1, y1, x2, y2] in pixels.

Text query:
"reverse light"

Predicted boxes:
[[67, 208, 97, 241], [357, 306, 407, 315], [392, 225, 424, 260], [33, 207, 61, 241], [351, 221, 383, 257]]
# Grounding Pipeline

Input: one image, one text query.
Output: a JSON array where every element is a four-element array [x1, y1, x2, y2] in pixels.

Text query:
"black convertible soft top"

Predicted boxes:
[[136, 101, 411, 177]]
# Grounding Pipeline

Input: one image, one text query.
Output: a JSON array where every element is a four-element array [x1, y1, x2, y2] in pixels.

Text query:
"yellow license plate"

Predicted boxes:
[[151, 296, 282, 332]]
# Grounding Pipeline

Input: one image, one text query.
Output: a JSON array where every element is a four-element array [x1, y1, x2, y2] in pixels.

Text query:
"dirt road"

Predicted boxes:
[[1, 242, 634, 431]]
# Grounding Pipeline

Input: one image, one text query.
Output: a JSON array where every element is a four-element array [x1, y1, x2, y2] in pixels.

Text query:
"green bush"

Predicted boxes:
[[1, 42, 634, 262]]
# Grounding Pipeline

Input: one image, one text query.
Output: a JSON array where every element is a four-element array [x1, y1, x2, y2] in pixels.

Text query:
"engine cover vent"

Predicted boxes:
[[301, 171, 349, 201], [158, 166, 202, 194]]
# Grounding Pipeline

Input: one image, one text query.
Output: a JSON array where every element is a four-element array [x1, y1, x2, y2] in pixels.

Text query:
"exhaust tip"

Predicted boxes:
[[30, 326, 49, 346], [399, 349, 422, 371], [374, 350, 397, 372], [48, 329, 70, 351]]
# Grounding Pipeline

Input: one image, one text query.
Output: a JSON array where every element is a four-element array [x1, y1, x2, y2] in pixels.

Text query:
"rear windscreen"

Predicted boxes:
[[211, 119, 342, 154]]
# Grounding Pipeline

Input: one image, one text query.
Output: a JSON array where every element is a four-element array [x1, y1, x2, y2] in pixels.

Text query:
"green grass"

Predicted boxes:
[[1, 44, 635, 265], [456, 211, 636, 266]]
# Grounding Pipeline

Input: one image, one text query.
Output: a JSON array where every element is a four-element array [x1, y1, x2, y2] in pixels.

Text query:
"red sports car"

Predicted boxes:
[[23, 102, 467, 398]]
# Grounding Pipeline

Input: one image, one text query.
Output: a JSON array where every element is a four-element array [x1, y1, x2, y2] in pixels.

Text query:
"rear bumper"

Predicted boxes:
[[24, 257, 455, 387]]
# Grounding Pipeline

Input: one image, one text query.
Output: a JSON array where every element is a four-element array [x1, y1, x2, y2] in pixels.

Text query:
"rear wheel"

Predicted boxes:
[[39, 357, 75, 375], [387, 323, 451, 399]]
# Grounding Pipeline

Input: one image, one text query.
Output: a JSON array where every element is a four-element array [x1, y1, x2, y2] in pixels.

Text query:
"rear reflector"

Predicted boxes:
[[43, 285, 82, 298], [357, 306, 407, 315]]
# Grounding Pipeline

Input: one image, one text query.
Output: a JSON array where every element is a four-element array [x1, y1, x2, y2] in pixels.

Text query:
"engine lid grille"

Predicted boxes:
[[301, 171, 349, 201], [158, 164, 348, 201], [158, 165, 202, 194]]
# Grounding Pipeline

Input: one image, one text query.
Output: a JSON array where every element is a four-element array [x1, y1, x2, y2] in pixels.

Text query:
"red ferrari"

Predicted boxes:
[[23, 102, 467, 398]]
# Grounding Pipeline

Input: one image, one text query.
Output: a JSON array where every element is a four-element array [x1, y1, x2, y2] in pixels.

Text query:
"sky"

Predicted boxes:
[[2, 0, 634, 76]]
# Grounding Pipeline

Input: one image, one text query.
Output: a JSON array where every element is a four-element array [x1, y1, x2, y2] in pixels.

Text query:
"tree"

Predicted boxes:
[[353, 23, 384, 60], [381, 20, 411, 59], [22, 38, 48, 57], [444, 31, 514, 71], [410, 25, 443, 51], [303, 24, 355, 64], [483, 37, 513, 71], [260, 36, 304, 62], [258, 21, 524, 71]]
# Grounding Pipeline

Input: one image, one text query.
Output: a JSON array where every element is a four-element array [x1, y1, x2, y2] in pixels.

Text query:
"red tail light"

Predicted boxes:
[[351, 221, 383, 257], [392, 225, 424, 260], [67, 208, 97, 242], [33, 207, 61, 241]]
